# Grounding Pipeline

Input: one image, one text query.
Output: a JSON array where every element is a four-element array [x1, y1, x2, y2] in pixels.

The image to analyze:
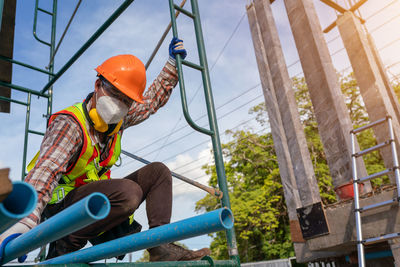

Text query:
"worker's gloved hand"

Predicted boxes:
[[169, 37, 187, 60], [0, 222, 30, 263]]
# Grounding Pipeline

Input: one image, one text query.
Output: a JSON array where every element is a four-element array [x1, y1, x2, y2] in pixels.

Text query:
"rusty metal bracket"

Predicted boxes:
[[320, 0, 368, 33]]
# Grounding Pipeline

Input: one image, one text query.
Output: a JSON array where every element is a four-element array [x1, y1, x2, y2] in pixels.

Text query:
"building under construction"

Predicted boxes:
[[1, 0, 400, 266]]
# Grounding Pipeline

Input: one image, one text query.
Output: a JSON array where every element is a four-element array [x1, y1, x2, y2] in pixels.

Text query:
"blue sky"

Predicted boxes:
[[1, 0, 400, 262]]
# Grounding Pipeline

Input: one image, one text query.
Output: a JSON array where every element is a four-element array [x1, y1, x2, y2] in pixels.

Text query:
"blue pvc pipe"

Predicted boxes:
[[0, 192, 110, 264], [41, 207, 234, 264], [0, 182, 37, 235]]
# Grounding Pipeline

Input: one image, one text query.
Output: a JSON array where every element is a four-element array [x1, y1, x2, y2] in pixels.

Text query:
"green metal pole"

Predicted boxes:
[[0, 96, 28, 106], [190, 0, 240, 263], [46, 0, 58, 119], [0, 55, 55, 76], [168, 0, 240, 264], [0, 80, 48, 97], [40, 0, 135, 94], [21, 93, 32, 180]]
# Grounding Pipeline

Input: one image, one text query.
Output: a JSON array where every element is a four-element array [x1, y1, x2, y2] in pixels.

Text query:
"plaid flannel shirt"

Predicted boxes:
[[21, 61, 178, 229]]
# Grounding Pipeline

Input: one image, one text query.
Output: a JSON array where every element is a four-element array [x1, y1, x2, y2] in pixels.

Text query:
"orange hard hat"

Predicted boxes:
[[95, 54, 146, 104]]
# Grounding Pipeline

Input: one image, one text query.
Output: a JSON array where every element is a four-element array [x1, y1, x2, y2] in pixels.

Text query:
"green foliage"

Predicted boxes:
[[196, 73, 396, 262], [393, 81, 400, 102], [196, 131, 293, 262]]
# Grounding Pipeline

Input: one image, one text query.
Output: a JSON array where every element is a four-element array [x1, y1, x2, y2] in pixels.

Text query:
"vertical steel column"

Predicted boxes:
[[21, 93, 32, 179], [22, 0, 57, 179], [168, 0, 239, 263], [189, 0, 239, 262], [47, 0, 57, 119], [351, 131, 365, 267]]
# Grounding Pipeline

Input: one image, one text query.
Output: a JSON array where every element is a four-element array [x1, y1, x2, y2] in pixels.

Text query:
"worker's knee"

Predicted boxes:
[[117, 179, 143, 213], [149, 162, 171, 183]]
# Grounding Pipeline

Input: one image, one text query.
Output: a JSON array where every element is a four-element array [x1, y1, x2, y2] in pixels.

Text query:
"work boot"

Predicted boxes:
[[46, 238, 78, 260], [148, 243, 211, 261]]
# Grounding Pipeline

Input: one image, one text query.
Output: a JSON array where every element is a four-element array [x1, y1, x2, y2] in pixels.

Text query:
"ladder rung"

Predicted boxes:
[[173, 4, 195, 18], [359, 198, 397, 212], [351, 117, 389, 134], [37, 7, 54, 16], [363, 232, 400, 245], [354, 141, 391, 157], [357, 169, 392, 183], [28, 130, 45, 136], [182, 60, 204, 71]]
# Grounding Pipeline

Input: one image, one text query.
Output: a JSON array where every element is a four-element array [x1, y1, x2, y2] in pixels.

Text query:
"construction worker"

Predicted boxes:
[[0, 37, 211, 262]]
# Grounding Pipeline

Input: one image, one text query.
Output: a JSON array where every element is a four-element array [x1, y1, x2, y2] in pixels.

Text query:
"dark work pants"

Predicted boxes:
[[46, 162, 172, 255]]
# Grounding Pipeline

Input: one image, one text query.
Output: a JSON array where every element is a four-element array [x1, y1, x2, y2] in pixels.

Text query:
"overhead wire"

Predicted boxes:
[[173, 127, 269, 189], [170, 116, 262, 173], [140, 93, 263, 159], [151, 12, 247, 160], [117, 91, 264, 171], [126, 12, 248, 157], [131, 82, 260, 155], [286, 0, 400, 71], [290, 10, 400, 78], [114, 114, 260, 176]]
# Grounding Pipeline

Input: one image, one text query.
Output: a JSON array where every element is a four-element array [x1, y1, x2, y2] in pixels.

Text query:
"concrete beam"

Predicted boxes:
[[283, 0, 369, 193], [252, 0, 321, 207], [307, 188, 400, 252], [337, 12, 400, 183], [246, 2, 301, 221], [0, 168, 12, 203]]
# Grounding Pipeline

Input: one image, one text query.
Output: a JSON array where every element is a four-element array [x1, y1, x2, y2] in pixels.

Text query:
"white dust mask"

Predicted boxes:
[[96, 95, 129, 124]]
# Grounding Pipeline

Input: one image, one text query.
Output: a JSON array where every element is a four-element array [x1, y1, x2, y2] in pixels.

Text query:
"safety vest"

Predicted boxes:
[[28, 103, 121, 204]]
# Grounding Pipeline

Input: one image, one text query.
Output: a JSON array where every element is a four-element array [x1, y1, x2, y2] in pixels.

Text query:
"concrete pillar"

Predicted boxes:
[[367, 34, 400, 124], [246, 2, 301, 221], [252, 0, 320, 207], [337, 12, 400, 182], [283, 0, 370, 192]]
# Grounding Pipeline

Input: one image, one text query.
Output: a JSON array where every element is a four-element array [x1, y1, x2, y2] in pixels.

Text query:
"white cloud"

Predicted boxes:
[[166, 143, 213, 197]]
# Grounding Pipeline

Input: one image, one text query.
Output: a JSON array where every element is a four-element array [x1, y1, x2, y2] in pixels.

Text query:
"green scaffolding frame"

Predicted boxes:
[[0, 0, 240, 265]]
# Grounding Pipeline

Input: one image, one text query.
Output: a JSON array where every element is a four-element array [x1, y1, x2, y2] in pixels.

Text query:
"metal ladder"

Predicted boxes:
[[21, 0, 58, 180], [350, 115, 400, 267], [0, 0, 57, 179], [168, 0, 240, 264]]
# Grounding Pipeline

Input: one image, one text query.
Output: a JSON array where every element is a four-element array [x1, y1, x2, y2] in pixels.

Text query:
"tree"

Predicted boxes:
[[196, 130, 292, 262], [196, 73, 394, 262]]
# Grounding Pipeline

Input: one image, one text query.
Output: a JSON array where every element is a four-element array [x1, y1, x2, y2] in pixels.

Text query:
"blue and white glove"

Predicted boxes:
[[0, 223, 30, 263], [169, 37, 187, 62]]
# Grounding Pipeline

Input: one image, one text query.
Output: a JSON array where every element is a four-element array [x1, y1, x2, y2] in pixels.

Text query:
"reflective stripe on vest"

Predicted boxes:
[[27, 102, 121, 204]]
